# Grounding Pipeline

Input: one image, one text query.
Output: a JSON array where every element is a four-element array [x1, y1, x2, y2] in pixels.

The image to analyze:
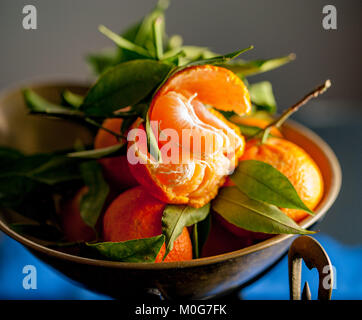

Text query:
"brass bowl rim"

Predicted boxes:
[[0, 82, 342, 270]]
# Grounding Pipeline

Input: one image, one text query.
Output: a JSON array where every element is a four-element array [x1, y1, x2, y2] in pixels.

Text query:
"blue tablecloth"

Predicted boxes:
[[0, 233, 361, 300]]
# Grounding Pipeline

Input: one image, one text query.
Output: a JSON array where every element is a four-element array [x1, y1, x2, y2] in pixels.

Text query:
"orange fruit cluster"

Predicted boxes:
[[60, 65, 324, 261]]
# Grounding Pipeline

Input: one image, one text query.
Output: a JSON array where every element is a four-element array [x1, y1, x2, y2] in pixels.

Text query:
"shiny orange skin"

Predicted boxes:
[[102, 186, 193, 263], [60, 186, 96, 242], [94, 118, 138, 191], [128, 65, 250, 208], [201, 215, 253, 258]]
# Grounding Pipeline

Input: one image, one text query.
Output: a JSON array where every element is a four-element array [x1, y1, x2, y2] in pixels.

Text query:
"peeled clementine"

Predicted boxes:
[[102, 186, 193, 263], [128, 65, 251, 208], [94, 118, 138, 190]]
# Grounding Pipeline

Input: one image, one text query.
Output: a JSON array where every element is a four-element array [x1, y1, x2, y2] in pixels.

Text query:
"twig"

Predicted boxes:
[[250, 80, 331, 143]]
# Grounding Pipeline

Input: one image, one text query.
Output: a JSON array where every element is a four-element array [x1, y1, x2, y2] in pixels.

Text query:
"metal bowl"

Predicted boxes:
[[0, 82, 342, 299]]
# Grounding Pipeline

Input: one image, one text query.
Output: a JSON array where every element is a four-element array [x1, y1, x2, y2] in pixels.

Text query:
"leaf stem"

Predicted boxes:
[[153, 17, 164, 59], [84, 117, 125, 141], [251, 80, 332, 143]]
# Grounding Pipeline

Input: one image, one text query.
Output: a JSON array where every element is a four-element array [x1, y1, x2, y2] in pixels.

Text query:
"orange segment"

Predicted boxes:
[[156, 65, 252, 115]]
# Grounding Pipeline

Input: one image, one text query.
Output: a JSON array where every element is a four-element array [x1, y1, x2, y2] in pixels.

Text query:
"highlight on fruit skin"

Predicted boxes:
[[102, 186, 193, 263], [127, 65, 251, 208]]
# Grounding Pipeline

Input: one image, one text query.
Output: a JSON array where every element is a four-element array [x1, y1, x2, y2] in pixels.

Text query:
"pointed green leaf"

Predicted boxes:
[[86, 235, 165, 262], [23, 89, 84, 118], [162, 203, 210, 259], [231, 160, 314, 214], [223, 54, 295, 77], [82, 60, 172, 116], [79, 161, 109, 229], [212, 187, 314, 234], [185, 47, 253, 67]]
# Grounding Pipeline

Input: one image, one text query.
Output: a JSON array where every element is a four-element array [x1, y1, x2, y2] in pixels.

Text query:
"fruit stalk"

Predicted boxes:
[[258, 79, 331, 143]]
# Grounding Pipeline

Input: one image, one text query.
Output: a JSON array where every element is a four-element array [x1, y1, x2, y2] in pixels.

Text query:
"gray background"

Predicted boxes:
[[0, 0, 361, 244]]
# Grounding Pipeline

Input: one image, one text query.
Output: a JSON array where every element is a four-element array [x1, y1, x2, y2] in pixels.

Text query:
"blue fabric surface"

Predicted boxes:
[[0, 233, 361, 300]]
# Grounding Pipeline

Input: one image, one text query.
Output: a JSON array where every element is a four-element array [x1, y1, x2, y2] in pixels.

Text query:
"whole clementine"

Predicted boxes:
[[241, 137, 324, 222], [219, 136, 324, 239], [102, 186, 193, 263], [60, 186, 96, 242]]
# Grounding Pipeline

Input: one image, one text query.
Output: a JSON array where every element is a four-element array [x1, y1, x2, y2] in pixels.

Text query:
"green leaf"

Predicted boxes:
[[249, 81, 277, 114], [81, 60, 172, 116], [161, 50, 186, 66], [23, 89, 84, 118], [152, 17, 164, 59], [0, 154, 82, 185], [86, 235, 165, 262], [212, 187, 315, 235], [61, 90, 84, 109], [79, 161, 109, 229], [133, 0, 169, 49], [67, 143, 125, 159], [192, 213, 211, 259], [185, 47, 253, 67], [0, 154, 81, 210], [98, 25, 152, 58], [162, 203, 210, 259], [231, 160, 314, 214], [223, 54, 295, 77]]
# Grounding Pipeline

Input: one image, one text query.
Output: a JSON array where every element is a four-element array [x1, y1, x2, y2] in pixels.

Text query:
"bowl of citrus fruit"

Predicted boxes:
[[0, 1, 341, 299]]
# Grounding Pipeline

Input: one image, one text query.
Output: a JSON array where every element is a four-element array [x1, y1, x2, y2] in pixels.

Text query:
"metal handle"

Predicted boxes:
[[288, 235, 333, 300]]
